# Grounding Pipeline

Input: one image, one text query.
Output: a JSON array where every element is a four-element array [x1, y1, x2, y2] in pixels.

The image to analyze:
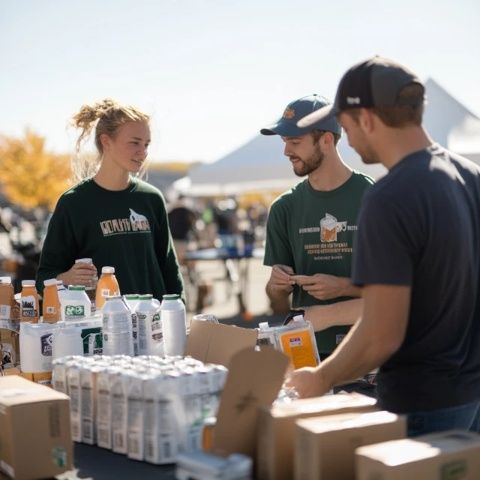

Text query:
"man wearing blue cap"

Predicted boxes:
[[261, 95, 374, 362], [287, 57, 480, 436]]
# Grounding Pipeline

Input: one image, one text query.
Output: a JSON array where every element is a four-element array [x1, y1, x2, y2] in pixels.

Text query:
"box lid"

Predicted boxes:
[[297, 410, 400, 434], [0, 375, 69, 407], [270, 392, 377, 418], [356, 430, 480, 466]]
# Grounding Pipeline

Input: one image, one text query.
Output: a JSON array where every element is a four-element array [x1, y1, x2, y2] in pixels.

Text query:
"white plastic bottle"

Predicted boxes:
[[161, 294, 186, 357], [102, 296, 134, 356], [123, 294, 140, 356], [134, 294, 162, 356], [60, 285, 92, 321]]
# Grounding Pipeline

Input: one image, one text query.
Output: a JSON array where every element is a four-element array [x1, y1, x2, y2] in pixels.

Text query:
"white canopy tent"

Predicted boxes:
[[174, 79, 480, 196]]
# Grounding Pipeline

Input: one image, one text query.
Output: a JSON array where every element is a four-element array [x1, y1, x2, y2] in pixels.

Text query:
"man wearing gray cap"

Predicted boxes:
[[288, 57, 480, 436], [261, 95, 374, 362]]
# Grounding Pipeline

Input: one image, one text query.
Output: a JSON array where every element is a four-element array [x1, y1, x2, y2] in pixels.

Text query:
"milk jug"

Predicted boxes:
[[60, 285, 92, 322]]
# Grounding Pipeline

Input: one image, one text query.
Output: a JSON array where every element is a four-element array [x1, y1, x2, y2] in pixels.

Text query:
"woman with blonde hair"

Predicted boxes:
[[36, 99, 183, 301]]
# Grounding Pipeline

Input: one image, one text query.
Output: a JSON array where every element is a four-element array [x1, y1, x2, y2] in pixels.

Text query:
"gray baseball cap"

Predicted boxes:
[[298, 56, 424, 128], [261, 94, 342, 137]]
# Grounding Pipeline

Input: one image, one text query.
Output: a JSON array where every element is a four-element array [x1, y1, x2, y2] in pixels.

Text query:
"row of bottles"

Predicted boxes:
[[0, 263, 120, 323]]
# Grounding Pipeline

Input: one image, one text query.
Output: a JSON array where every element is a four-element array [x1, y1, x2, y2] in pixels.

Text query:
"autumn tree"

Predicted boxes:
[[0, 130, 72, 211]]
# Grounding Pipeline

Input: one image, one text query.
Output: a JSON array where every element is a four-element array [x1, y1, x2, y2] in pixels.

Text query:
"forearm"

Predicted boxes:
[[318, 285, 411, 389], [319, 319, 389, 389], [338, 277, 362, 297], [304, 298, 362, 331]]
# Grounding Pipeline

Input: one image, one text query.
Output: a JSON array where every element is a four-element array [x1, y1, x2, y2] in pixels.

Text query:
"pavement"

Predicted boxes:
[[185, 257, 285, 329]]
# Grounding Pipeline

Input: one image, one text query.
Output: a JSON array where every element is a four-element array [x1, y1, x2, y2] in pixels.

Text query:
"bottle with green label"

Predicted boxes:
[[60, 285, 92, 322]]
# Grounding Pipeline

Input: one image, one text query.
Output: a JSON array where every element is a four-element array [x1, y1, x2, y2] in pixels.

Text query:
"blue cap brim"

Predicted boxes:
[[260, 122, 313, 137], [297, 104, 337, 128]]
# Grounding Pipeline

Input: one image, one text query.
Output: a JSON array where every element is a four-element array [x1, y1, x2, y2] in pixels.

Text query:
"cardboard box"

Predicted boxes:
[[256, 392, 377, 480], [212, 347, 289, 458], [185, 320, 258, 367], [356, 430, 480, 480], [0, 327, 19, 369], [295, 411, 406, 479], [0, 375, 72, 480]]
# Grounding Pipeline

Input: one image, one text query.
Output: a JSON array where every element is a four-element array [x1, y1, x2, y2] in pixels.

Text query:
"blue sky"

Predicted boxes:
[[1, 0, 479, 163]]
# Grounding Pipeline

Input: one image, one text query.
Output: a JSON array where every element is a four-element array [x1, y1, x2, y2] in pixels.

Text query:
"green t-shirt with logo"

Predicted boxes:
[[36, 177, 184, 300], [264, 172, 374, 354]]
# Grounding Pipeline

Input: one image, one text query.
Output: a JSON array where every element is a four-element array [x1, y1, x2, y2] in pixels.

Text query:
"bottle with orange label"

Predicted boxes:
[[95, 266, 120, 310], [276, 315, 320, 369], [42, 278, 61, 323], [20, 280, 40, 323], [0, 276, 15, 321]]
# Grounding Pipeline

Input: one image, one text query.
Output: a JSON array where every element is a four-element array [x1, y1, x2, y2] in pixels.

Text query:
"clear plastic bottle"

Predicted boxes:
[[20, 280, 40, 323], [60, 285, 92, 321], [96, 266, 120, 310], [43, 278, 61, 323]]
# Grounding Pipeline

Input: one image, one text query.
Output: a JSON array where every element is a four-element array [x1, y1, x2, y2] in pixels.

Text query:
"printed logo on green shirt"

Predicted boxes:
[[100, 208, 151, 236]]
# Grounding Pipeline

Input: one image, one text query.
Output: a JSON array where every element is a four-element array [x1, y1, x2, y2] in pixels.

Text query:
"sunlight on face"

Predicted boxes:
[[108, 121, 151, 173], [281, 134, 324, 177]]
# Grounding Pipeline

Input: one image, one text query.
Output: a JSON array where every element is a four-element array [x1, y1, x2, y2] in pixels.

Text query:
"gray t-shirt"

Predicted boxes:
[[353, 144, 480, 413]]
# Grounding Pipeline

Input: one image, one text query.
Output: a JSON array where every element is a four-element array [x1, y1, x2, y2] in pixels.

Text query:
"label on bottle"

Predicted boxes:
[[65, 304, 85, 320], [21, 295, 37, 318]]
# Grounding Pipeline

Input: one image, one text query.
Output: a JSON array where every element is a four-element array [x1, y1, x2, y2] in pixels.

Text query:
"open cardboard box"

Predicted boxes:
[[185, 319, 258, 367], [186, 319, 291, 460]]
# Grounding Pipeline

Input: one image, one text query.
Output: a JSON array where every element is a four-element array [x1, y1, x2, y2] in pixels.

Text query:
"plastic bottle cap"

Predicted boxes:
[[0, 276, 12, 284], [44, 279, 58, 287], [21, 280, 36, 287], [162, 294, 180, 300], [258, 322, 270, 329], [75, 258, 93, 264], [293, 314, 304, 322], [139, 294, 153, 300], [124, 294, 139, 299], [56, 280, 64, 285], [68, 285, 86, 291], [101, 266, 115, 274]]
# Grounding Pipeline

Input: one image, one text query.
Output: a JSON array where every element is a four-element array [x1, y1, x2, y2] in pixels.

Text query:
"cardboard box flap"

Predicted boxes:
[[270, 391, 377, 418], [356, 430, 480, 466], [185, 320, 258, 367], [0, 375, 69, 407], [213, 347, 289, 457]]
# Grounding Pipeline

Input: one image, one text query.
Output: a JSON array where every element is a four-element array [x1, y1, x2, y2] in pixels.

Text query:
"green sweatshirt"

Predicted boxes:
[[36, 177, 184, 300]]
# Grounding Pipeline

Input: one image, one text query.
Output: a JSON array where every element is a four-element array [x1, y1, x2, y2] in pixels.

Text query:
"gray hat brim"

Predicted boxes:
[[297, 104, 336, 128]]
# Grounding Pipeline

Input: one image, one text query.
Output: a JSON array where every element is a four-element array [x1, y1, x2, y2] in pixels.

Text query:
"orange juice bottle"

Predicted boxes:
[[42, 278, 61, 323], [20, 280, 40, 322], [0, 276, 15, 321], [96, 266, 120, 310]]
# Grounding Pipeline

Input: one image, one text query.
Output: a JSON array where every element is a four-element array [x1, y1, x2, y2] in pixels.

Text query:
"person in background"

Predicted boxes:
[[168, 194, 197, 265], [287, 56, 480, 436], [261, 95, 373, 363], [36, 99, 183, 300]]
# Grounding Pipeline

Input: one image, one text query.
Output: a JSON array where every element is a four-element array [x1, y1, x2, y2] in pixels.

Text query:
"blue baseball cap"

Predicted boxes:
[[260, 94, 342, 137]]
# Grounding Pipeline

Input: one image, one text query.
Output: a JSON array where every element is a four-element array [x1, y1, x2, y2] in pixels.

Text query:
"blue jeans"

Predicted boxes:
[[407, 400, 480, 437]]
